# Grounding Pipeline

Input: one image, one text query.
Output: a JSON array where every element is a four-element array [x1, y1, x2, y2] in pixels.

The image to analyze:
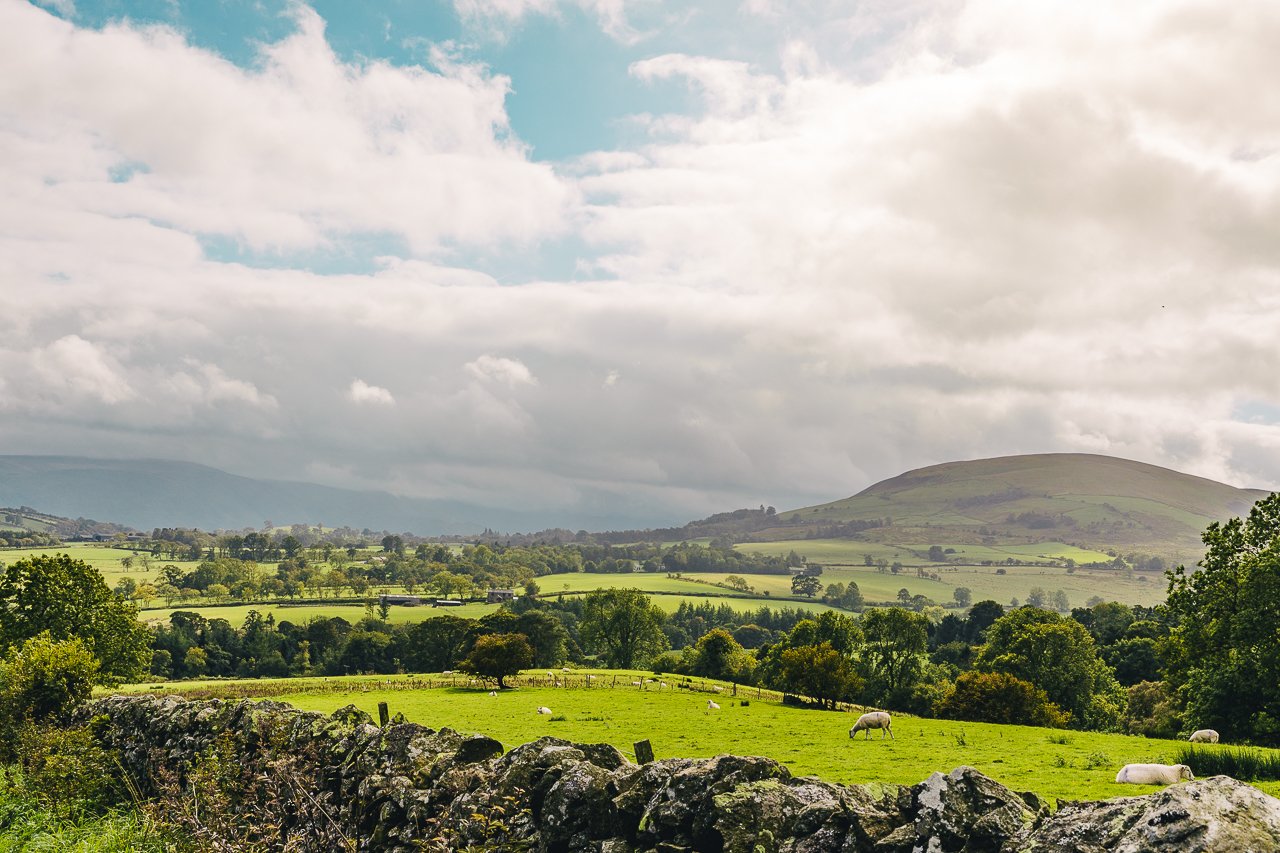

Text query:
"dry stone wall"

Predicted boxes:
[[81, 695, 1280, 852]]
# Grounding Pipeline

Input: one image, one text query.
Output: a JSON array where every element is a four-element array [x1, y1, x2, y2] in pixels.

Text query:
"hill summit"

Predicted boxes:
[[774, 453, 1270, 566]]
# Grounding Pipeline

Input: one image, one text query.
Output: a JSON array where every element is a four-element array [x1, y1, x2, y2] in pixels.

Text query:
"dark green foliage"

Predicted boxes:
[[1166, 492, 1280, 744], [579, 589, 668, 669], [935, 671, 1068, 728], [685, 628, 755, 683], [459, 633, 535, 689], [775, 642, 862, 710], [0, 554, 149, 682], [1122, 680, 1182, 739], [974, 607, 1124, 730], [0, 634, 99, 760]]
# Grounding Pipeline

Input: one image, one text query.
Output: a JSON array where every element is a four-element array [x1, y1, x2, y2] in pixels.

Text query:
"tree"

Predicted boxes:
[[579, 589, 668, 669], [859, 608, 928, 702], [1026, 587, 1048, 609], [928, 545, 946, 562], [974, 607, 1123, 729], [687, 628, 755, 683], [935, 670, 1068, 727], [1166, 492, 1280, 743], [791, 575, 822, 598], [953, 587, 972, 608], [775, 642, 862, 710], [0, 554, 149, 682], [458, 633, 534, 689]]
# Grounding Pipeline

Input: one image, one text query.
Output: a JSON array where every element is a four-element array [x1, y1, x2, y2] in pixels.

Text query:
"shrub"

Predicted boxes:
[[0, 633, 99, 759], [935, 671, 1069, 728]]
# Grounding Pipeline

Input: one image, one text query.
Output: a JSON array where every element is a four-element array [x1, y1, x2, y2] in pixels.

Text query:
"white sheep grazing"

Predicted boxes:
[[849, 711, 894, 740], [1115, 764, 1195, 785], [631, 681, 642, 686], [488, 691, 497, 697], [536, 706, 552, 715], [1189, 729, 1220, 744], [707, 700, 720, 710]]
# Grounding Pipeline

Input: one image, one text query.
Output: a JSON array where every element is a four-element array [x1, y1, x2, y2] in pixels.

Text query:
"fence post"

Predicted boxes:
[[634, 739, 654, 765], [378, 702, 389, 727]]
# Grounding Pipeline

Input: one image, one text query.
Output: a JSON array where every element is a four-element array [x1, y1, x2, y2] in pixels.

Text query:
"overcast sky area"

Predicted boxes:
[[3, 0, 1279, 528]]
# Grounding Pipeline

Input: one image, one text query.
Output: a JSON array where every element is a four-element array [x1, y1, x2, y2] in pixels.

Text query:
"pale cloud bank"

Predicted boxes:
[[1, 0, 1279, 528]]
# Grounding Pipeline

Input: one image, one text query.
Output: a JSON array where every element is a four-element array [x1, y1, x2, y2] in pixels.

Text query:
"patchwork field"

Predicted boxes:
[[116, 674, 1279, 802], [732, 540, 1166, 607]]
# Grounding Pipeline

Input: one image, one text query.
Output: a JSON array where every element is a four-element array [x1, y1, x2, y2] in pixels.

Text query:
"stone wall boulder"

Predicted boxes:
[[76, 695, 1280, 852]]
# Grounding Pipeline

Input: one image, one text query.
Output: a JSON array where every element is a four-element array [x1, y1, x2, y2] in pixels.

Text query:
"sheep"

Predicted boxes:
[[1115, 763, 1194, 785], [849, 711, 894, 740], [536, 706, 552, 715], [631, 681, 642, 686], [707, 700, 720, 710], [488, 691, 497, 697], [1189, 729, 1220, 744]]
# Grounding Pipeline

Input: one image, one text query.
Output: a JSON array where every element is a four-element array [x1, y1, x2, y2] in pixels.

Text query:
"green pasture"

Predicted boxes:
[[117, 674, 1280, 802], [138, 600, 497, 627], [737, 538, 1113, 567], [538, 573, 722, 595], [0, 543, 199, 587]]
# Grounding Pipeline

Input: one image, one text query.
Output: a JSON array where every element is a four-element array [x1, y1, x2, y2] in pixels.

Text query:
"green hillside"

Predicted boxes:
[[771, 453, 1270, 568]]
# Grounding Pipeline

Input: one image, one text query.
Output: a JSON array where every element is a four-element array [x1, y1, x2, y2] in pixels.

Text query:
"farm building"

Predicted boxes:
[[487, 589, 516, 604], [379, 594, 422, 607]]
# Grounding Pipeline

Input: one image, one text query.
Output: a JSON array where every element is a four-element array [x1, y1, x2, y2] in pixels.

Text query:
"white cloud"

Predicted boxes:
[[30, 335, 136, 406], [349, 379, 396, 406], [0, 3, 570, 255], [465, 355, 539, 387]]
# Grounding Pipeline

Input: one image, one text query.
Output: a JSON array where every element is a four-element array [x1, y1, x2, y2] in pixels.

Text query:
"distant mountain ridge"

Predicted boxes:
[[776, 453, 1271, 566], [0, 456, 557, 535]]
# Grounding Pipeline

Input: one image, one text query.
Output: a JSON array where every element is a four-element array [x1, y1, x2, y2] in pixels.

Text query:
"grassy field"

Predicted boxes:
[[0, 542, 199, 589], [138, 600, 498, 626], [115, 674, 1280, 802], [731, 540, 1166, 607]]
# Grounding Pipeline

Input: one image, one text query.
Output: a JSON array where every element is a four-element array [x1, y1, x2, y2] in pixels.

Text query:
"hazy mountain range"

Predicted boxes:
[[0, 454, 1270, 562]]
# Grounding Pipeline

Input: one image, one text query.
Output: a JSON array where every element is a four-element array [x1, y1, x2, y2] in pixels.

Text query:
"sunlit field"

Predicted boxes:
[[115, 673, 1279, 802]]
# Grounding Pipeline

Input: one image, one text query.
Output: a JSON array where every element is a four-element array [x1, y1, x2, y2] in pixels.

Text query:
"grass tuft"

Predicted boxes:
[[1176, 745, 1280, 781]]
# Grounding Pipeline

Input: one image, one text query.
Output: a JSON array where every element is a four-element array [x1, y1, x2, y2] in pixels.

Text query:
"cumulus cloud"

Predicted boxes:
[[465, 355, 539, 387], [0, 2, 570, 255], [349, 379, 396, 406], [2, 0, 1279, 528]]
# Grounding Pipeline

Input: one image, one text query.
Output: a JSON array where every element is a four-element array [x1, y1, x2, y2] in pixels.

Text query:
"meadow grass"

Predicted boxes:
[[1175, 744, 1280, 781], [112, 674, 1280, 803], [0, 782, 172, 852]]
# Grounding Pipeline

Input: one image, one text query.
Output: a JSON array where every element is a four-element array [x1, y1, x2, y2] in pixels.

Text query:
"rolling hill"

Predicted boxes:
[[767, 453, 1271, 567], [0, 456, 557, 535]]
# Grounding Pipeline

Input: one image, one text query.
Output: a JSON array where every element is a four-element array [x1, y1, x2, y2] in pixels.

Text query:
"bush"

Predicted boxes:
[[0, 633, 99, 759], [935, 671, 1069, 728], [9, 723, 125, 819]]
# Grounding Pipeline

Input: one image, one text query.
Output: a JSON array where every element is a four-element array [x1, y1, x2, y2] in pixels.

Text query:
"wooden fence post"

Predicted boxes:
[[634, 739, 654, 765], [378, 702, 389, 727]]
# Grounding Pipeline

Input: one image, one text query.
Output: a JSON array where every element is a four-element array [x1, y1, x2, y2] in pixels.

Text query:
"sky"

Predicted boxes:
[[3, 0, 1280, 530]]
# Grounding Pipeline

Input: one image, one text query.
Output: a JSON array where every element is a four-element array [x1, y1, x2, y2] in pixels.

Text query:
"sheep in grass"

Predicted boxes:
[[1189, 729, 1220, 744], [707, 700, 720, 711], [536, 706, 552, 715], [849, 711, 894, 740], [488, 691, 497, 697], [1115, 763, 1194, 785]]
